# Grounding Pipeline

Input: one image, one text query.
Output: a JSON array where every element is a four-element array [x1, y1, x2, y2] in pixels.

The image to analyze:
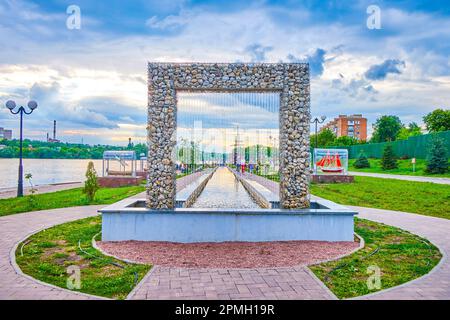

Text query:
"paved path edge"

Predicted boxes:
[[126, 266, 160, 300], [6, 205, 446, 300], [350, 219, 447, 300], [9, 215, 108, 300]]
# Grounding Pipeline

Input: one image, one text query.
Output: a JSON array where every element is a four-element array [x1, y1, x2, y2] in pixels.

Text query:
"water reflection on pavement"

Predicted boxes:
[[192, 167, 260, 209]]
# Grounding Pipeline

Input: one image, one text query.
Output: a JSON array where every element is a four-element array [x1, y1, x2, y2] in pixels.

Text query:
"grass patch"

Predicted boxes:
[[349, 158, 450, 178], [311, 176, 450, 220], [258, 173, 449, 219], [15, 216, 150, 299], [310, 218, 442, 299], [0, 185, 145, 217]]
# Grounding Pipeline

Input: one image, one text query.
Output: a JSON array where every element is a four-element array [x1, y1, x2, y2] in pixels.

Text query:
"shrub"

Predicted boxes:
[[354, 151, 371, 168], [381, 144, 398, 170], [82, 161, 99, 201], [25, 173, 38, 208], [425, 136, 448, 174]]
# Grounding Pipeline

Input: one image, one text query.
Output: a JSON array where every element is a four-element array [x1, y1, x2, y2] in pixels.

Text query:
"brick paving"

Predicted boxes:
[[128, 202, 450, 300], [128, 266, 336, 300], [0, 206, 103, 300]]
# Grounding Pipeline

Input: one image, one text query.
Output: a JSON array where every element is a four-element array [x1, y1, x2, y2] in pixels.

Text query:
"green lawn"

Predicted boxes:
[[349, 158, 450, 178], [310, 218, 442, 299], [0, 185, 145, 217], [311, 176, 450, 219], [16, 216, 150, 299]]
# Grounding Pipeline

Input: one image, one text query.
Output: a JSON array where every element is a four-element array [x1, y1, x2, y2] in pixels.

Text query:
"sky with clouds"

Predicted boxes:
[[0, 0, 449, 145]]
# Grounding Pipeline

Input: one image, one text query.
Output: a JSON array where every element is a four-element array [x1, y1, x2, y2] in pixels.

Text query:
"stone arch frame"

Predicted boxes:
[[147, 62, 311, 209]]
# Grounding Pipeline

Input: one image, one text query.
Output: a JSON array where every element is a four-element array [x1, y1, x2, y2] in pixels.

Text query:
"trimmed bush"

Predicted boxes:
[[354, 151, 371, 168], [381, 144, 398, 170], [425, 136, 448, 174]]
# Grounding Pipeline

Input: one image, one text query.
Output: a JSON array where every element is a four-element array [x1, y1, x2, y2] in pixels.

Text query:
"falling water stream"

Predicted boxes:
[[191, 167, 260, 209]]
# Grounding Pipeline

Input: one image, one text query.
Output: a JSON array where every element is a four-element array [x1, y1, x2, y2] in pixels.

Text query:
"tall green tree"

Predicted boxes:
[[397, 122, 422, 140], [371, 115, 403, 142], [380, 144, 398, 170], [425, 136, 448, 174], [423, 109, 450, 132]]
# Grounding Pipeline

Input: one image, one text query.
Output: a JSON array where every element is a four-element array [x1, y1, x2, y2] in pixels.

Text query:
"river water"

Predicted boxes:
[[192, 167, 259, 209], [0, 158, 105, 189]]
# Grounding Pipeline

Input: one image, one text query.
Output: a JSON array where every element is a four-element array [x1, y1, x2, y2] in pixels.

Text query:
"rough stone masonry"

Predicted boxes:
[[147, 62, 311, 209]]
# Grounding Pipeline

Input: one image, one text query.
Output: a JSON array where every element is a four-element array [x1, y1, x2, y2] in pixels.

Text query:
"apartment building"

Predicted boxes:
[[0, 127, 13, 140], [321, 114, 367, 141]]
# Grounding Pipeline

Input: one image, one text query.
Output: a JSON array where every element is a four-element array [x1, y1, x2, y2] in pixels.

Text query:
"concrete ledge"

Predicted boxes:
[[182, 168, 217, 208], [230, 169, 270, 208], [100, 198, 357, 243]]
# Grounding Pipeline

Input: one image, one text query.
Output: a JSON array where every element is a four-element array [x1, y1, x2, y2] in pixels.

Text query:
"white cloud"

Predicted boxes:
[[146, 10, 193, 29], [1, 2, 450, 144]]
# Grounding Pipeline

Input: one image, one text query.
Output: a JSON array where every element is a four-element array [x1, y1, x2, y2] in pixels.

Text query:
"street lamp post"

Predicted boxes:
[[310, 115, 326, 149], [5, 100, 38, 197]]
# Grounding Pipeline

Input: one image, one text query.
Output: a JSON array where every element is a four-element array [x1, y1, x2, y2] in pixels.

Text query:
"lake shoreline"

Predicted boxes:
[[0, 158, 105, 189]]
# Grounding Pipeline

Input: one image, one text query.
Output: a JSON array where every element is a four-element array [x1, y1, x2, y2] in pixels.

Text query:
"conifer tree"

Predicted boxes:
[[354, 151, 371, 169], [425, 137, 448, 174], [381, 144, 398, 170]]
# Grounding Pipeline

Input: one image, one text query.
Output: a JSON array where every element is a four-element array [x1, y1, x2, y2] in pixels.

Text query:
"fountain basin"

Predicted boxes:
[[99, 198, 357, 242]]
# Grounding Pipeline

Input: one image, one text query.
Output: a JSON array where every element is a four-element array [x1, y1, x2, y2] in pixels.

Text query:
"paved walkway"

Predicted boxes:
[[349, 205, 450, 300], [0, 182, 83, 199], [1, 185, 449, 299], [349, 171, 450, 185], [0, 206, 102, 299], [128, 265, 335, 300]]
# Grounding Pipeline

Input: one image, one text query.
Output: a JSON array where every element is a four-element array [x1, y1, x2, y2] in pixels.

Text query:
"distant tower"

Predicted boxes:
[[233, 125, 241, 166], [47, 121, 60, 143], [53, 120, 57, 141]]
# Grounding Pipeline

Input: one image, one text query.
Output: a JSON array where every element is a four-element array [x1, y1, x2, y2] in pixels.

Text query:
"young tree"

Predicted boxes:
[[83, 161, 99, 202], [332, 135, 360, 146], [425, 136, 448, 174], [371, 115, 403, 142], [397, 122, 422, 140], [25, 173, 38, 208], [310, 128, 336, 148], [380, 144, 398, 170], [353, 151, 371, 168], [423, 109, 450, 132]]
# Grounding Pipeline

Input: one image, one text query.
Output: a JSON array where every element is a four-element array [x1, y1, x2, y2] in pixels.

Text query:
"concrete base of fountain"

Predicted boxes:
[[99, 197, 357, 242]]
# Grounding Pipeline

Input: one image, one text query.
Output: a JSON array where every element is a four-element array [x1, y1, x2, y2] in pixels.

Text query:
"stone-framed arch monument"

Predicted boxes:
[[147, 62, 311, 209]]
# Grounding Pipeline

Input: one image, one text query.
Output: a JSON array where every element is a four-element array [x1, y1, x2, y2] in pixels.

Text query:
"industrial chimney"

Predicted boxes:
[[53, 120, 56, 140]]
